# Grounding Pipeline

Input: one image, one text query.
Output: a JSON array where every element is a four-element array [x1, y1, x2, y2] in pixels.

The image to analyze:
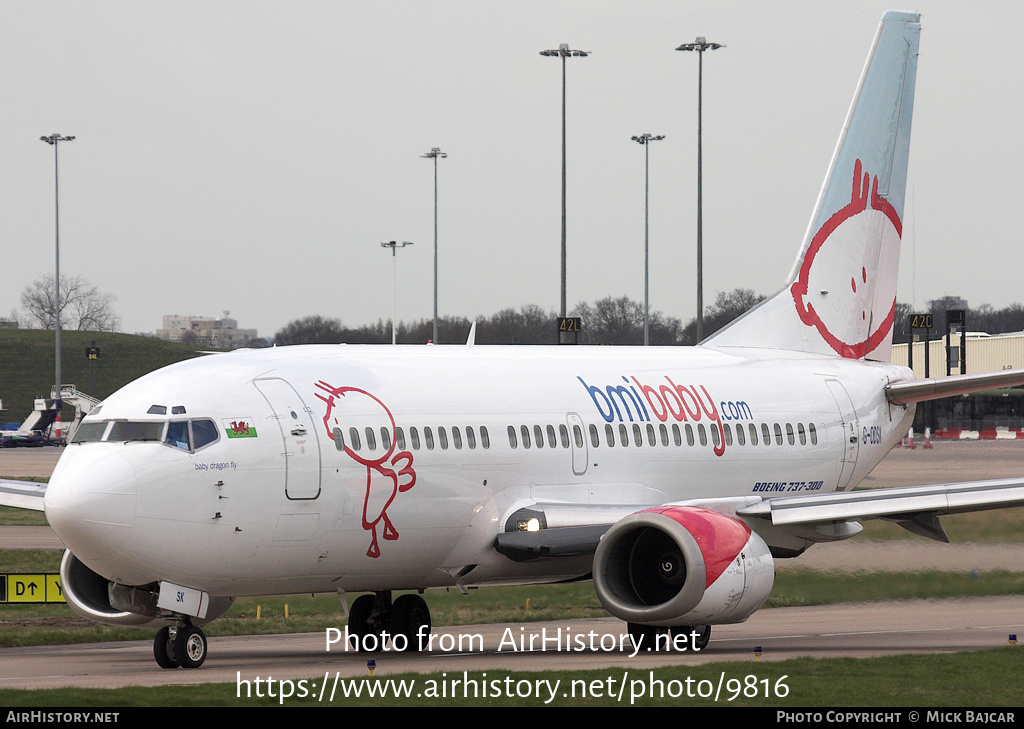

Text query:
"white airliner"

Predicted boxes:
[[4, 10, 1024, 670]]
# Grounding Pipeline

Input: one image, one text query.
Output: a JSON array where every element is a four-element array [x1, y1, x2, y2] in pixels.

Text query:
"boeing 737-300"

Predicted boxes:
[[3, 11, 1024, 669]]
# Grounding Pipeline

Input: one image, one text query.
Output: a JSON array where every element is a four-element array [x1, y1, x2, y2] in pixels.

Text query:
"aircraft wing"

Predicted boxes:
[[0, 479, 47, 512], [495, 475, 1024, 560], [736, 478, 1024, 542]]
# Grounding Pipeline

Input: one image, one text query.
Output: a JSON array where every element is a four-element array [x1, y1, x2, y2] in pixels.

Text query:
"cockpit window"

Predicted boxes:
[[72, 417, 219, 452], [191, 419, 218, 449], [165, 421, 191, 450], [71, 421, 109, 444], [109, 421, 164, 442]]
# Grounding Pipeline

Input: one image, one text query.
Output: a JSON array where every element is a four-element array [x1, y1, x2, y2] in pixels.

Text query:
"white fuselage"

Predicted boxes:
[[43, 344, 914, 598]]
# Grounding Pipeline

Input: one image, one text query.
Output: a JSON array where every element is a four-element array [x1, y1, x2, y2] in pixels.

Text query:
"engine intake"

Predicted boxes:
[[60, 550, 233, 628], [593, 506, 774, 627]]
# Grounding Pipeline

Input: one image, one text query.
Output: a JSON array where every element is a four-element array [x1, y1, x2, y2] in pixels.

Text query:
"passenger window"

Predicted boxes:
[[659, 424, 669, 447], [332, 427, 345, 451], [521, 425, 532, 449], [590, 424, 600, 448], [365, 427, 377, 451], [507, 425, 518, 449], [396, 427, 406, 450], [381, 427, 392, 451], [480, 426, 490, 449], [349, 427, 361, 451], [605, 424, 615, 447], [451, 427, 462, 450], [619, 424, 629, 446], [797, 423, 806, 445], [166, 421, 191, 451], [685, 424, 695, 447], [410, 427, 421, 450], [698, 424, 707, 447], [672, 424, 681, 446], [533, 425, 544, 448], [549, 424, 560, 449], [722, 424, 732, 447], [748, 423, 758, 446], [192, 419, 218, 449], [762, 423, 771, 445], [809, 423, 818, 445], [573, 424, 584, 449], [736, 423, 745, 446], [632, 423, 642, 447], [438, 427, 449, 450], [774, 423, 784, 446], [786, 423, 795, 445], [465, 427, 476, 449], [424, 427, 435, 450]]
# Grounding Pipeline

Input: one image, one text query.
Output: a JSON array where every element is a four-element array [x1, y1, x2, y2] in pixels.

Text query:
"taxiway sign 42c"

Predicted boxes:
[[4, 10, 1024, 669]]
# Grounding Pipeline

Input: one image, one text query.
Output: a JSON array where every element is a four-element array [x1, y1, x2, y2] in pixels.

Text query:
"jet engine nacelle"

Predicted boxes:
[[60, 550, 232, 629], [592, 506, 774, 627]]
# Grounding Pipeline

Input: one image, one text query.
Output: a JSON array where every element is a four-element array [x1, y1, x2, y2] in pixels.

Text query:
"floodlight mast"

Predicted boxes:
[[380, 240, 413, 345], [631, 133, 665, 346], [676, 37, 724, 342], [420, 148, 447, 343], [540, 44, 589, 320], [40, 133, 75, 416]]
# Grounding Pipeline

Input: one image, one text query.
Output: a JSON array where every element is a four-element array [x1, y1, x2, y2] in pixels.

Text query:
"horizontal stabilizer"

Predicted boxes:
[[886, 368, 1024, 405]]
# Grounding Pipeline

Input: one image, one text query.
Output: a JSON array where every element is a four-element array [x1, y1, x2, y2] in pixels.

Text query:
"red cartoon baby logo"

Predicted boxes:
[[314, 381, 416, 559], [790, 159, 901, 359]]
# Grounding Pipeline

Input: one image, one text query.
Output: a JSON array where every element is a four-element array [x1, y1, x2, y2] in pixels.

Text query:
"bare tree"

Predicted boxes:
[[19, 274, 120, 331]]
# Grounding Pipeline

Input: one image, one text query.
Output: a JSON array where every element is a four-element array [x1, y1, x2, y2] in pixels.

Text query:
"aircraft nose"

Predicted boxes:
[[44, 448, 137, 559]]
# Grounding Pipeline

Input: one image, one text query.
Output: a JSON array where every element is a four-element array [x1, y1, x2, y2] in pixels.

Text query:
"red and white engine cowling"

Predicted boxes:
[[592, 506, 774, 627]]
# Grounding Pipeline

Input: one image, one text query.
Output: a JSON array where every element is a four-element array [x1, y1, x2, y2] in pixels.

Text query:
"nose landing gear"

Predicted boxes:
[[153, 624, 208, 669]]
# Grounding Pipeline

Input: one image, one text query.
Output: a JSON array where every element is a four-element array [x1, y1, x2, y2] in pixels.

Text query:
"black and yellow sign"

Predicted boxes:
[[910, 313, 933, 331], [0, 574, 64, 603], [558, 317, 581, 333]]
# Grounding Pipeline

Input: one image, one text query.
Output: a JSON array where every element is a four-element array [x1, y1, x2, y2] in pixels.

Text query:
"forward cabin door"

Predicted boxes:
[[254, 378, 322, 500]]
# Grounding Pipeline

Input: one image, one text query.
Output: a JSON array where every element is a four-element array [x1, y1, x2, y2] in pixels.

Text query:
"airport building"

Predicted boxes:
[[891, 332, 1024, 435], [155, 314, 258, 349]]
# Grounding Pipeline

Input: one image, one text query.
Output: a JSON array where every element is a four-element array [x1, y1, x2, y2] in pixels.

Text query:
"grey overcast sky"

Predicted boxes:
[[2, 1, 1022, 340]]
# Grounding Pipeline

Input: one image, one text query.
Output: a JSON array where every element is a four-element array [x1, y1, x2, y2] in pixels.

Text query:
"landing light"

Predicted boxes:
[[516, 518, 542, 532]]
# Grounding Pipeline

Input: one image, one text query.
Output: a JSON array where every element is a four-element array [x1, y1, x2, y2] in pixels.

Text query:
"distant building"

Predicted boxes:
[[0, 318, 19, 329], [156, 315, 258, 349], [891, 331, 1024, 434]]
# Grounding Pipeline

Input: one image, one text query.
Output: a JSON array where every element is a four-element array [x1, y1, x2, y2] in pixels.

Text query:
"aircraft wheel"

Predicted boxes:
[[627, 622, 666, 652], [347, 594, 380, 652], [390, 594, 431, 651], [153, 626, 179, 669], [175, 625, 208, 669], [693, 625, 711, 650], [672, 624, 712, 651]]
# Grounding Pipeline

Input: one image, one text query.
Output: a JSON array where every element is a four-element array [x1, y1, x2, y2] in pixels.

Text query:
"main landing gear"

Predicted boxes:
[[626, 622, 711, 653], [347, 591, 432, 652], [153, 624, 208, 669]]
